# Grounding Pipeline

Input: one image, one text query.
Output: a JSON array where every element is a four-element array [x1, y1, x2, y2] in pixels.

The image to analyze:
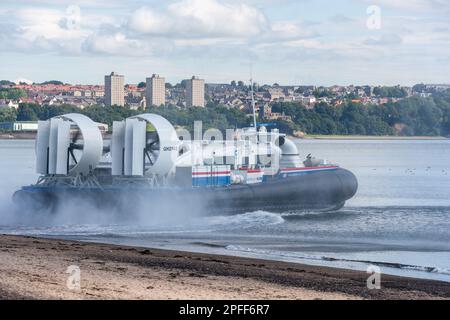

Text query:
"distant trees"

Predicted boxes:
[[7, 103, 250, 133], [313, 88, 333, 98], [0, 88, 27, 100], [372, 86, 407, 98], [39, 80, 65, 85], [0, 107, 17, 123], [412, 83, 427, 94], [0, 80, 15, 86], [179, 80, 189, 89], [145, 103, 249, 133], [4, 91, 450, 137], [16, 104, 39, 121], [229, 80, 246, 89], [441, 108, 450, 137], [432, 92, 450, 136], [12, 103, 141, 127], [384, 97, 443, 135], [269, 92, 450, 136], [137, 82, 146, 88]]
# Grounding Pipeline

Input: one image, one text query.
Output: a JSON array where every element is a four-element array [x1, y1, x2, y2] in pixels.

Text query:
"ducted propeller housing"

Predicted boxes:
[[111, 113, 180, 177], [35, 113, 103, 176]]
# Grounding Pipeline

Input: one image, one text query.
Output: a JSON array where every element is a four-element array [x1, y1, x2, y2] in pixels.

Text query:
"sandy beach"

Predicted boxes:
[[0, 235, 449, 300]]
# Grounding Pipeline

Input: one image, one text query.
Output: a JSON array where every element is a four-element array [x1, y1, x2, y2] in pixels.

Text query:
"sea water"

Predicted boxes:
[[1, 139, 450, 282]]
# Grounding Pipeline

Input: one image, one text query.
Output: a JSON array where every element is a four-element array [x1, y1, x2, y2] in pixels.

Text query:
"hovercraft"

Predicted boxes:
[[13, 113, 357, 215]]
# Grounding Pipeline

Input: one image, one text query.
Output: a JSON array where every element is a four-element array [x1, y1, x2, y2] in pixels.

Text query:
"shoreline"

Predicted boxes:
[[300, 135, 449, 140], [0, 235, 449, 300], [0, 133, 112, 140], [2, 133, 447, 141]]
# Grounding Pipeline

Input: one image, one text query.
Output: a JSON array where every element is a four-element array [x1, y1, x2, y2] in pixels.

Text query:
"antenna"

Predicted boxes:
[[250, 65, 257, 130]]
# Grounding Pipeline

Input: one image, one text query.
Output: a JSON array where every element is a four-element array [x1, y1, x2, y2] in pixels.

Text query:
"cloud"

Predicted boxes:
[[329, 14, 354, 24], [14, 77, 33, 85], [1, 0, 450, 85], [100, 0, 314, 56], [1, 0, 313, 58], [15, 8, 86, 40], [0, 6, 125, 55], [267, 21, 317, 41], [358, 0, 450, 12], [0, 8, 82, 54], [1, 0, 135, 9], [364, 33, 403, 46], [128, 0, 270, 38], [82, 32, 148, 56]]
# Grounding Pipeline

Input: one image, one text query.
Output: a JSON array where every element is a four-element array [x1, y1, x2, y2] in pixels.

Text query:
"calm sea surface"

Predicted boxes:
[[1, 139, 450, 282]]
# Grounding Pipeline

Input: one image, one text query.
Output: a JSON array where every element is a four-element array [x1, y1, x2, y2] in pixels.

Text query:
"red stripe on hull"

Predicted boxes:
[[192, 171, 231, 176], [280, 166, 338, 172]]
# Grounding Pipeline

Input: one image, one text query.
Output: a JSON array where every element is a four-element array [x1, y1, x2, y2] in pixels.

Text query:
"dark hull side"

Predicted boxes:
[[13, 168, 358, 215]]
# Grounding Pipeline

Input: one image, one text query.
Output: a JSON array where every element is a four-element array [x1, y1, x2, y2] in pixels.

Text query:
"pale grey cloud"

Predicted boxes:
[[82, 32, 148, 56], [128, 0, 270, 38], [329, 14, 355, 24], [364, 33, 403, 46], [1, 0, 449, 85], [0, 0, 139, 9], [358, 0, 450, 12]]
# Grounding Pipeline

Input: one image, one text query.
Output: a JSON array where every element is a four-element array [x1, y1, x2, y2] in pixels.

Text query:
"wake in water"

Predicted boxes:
[[226, 245, 450, 276], [2, 187, 211, 228], [0, 210, 286, 237], [2, 199, 450, 282], [2, 138, 450, 283]]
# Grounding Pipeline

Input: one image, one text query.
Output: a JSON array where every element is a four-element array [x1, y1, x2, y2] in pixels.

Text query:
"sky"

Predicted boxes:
[[0, 0, 449, 86]]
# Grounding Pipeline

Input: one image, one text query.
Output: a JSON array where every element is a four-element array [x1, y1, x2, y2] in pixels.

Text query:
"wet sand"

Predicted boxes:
[[0, 235, 449, 300]]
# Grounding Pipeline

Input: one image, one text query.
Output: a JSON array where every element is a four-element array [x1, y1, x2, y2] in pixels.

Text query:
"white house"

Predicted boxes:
[[0, 100, 20, 109]]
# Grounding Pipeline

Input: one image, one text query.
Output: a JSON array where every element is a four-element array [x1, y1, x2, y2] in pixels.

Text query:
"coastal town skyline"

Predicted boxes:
[[1, 0, 450, 86], [3, 70, 448, 112]]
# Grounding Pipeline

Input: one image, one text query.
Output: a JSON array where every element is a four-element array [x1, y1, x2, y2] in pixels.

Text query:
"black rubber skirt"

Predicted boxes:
[[13, 168, 358, 215]]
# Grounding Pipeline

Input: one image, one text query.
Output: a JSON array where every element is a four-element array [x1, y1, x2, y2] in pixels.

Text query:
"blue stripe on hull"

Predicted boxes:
[[279, 167, 338, 178], [192, 176, 231, 187]]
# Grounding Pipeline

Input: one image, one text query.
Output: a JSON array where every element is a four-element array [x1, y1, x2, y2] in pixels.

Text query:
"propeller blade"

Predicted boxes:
[[69, 149, 78, 164], [70, 143, 84, 150], [72, 129, 81, 144], [145, 150, 154, 165], [147, 141, 159, 149]]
